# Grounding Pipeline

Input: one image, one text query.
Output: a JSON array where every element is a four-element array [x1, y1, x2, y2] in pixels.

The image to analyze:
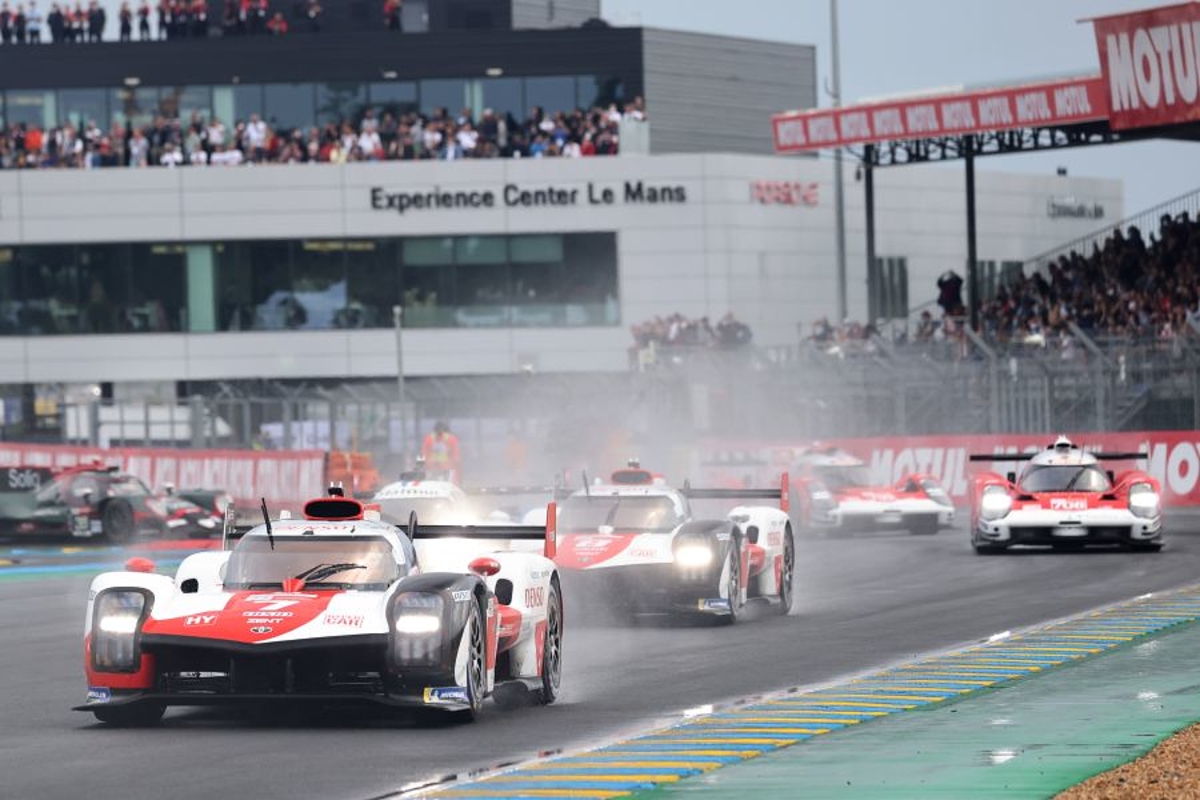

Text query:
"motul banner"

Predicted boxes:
[[772, 76, 1108, 153], [1092, 2, 1200, 131], [0, 444, 326, 507], [699, 431, 1200, 507]]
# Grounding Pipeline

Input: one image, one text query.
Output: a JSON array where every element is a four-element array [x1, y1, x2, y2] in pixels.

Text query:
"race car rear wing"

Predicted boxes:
[[681, 473, 790, 514], [407, 501, 558, 559], [464, 484, 573, 501], [968, 452, 1147, 462]]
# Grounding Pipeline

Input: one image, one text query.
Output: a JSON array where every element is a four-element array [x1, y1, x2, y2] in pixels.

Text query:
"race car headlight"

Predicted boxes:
[[675, 544, 714, 568], [91, 589, 150, 672], [1129, 483, 1161, 519], [979, 487, 1012, 522], [390, 592, 445, 667]]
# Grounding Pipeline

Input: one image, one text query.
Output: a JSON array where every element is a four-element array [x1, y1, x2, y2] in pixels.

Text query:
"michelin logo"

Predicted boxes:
[[86, 687, 112, 705], [423, 686, 469, 705], [698, 598, 731, 612]]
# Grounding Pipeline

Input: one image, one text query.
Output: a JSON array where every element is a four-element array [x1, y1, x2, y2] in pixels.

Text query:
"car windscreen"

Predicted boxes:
[[377, 496, 473, 525], [815, 465, 872, 491], [1019, 464, 1111, 493], [107, 477, 152, 497], [225, 534, 402, 590], [558, 495, 680, 532]]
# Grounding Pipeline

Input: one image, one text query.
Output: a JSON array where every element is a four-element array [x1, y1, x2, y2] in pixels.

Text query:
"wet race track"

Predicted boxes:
[[3, 515, 1199, 800]]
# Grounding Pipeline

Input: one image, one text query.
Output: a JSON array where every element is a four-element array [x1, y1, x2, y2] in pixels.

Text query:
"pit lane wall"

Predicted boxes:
[[0, 443, 325, 508], [698, 431, 1200, 508]]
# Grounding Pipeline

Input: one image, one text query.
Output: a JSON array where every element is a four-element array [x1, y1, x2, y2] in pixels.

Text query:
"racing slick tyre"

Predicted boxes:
[[93, 702, 165, 727], [721, 538, 744, 625], [1129, 542, 1163, 552], [101, 499, 136, 544], [457, 599, 487, 721], [777, 528, 795, 615], [538, 578, 563, 705]]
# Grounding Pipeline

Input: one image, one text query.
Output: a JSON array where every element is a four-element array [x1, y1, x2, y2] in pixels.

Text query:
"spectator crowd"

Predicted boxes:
[[0, 98, 646, 169], [0, 1, 411, 43], [969, 212, 1200, 344], [631, 313, 754, 350]]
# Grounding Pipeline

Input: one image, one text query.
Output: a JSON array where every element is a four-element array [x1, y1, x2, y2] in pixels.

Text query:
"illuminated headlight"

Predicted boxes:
[[1129, 483, 1161, 519], [391, 592, 445, 666], [674, 544, 714, 568], [92, 589, 149, 672], [979, 487, 1012, 522]]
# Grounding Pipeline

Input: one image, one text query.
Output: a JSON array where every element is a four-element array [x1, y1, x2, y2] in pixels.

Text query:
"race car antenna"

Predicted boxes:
[[260, 497, 275, 551]]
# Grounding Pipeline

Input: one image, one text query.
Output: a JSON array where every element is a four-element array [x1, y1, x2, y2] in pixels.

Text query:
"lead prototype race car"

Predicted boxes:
[[791, 446, 954, 534], [77, 490, 563, 725], [554, 463, 794, 622], [969, 436, 1163, 553]]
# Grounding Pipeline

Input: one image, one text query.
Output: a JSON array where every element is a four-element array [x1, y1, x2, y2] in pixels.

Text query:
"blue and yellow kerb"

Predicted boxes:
[[414, 585, 1200, 800]]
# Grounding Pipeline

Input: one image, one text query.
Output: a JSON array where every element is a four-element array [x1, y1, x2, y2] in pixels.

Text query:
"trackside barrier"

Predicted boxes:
[[0, 443, 326, 508], [698, 431, 1200, 508]]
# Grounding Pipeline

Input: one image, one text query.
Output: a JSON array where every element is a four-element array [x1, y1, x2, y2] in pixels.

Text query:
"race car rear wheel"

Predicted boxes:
[[538, 578, 563, 705], [101, 499, 135, 544], [93, 702, 165, 727], [722, 538, 743, 625], [778, 528, 795, 615]]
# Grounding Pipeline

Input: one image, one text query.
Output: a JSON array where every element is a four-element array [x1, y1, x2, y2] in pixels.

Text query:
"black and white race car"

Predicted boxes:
[[78, 491, 563, 725], [554, 465, 794, 622]]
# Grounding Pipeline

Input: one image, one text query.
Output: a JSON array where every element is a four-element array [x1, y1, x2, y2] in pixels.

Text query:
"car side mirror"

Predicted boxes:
[[1006, 472, 1016, 484], [1106, 470, 1115, 484], [745, 525, 760, 544]]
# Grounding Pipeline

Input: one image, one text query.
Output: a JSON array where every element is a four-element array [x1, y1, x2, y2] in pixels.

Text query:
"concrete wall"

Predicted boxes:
[[0, 155, 1122, 383], [643, 29, 817, 155]]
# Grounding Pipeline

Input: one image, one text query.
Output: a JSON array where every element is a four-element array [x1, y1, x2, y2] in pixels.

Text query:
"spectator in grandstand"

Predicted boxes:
[[265, 8, 285, 34], [46, 1, 61, 39], [249, 0, 266, 34], [118, 1, 130, 39], [1, 3, 13, 44], [136, 0, 148, 38], [936, 270, 965, 316], [422, 420, 461, 483], [86, 0, 103, 42], [304, 0, 321, 32], [383, 0, 401, 31], [14, 2, 26, 41], [26, 0, 40, 40]]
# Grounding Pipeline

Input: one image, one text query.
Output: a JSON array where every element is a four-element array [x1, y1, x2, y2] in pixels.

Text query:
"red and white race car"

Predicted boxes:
[[969, 436, 1163, 553], [791, 447, 954, 534], [554, 465, 794, 622], [77, 490, 563, 725]]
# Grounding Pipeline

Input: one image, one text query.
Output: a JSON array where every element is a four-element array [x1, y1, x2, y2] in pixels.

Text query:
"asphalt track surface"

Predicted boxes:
[[4, 515, 1199, 800]]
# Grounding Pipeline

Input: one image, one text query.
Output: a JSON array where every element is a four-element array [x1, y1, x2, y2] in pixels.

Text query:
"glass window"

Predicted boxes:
[[244, 241, 293, 330], [213, 242, 254, 331], [576, 75, 601, 109], [262, 84, 314, 133], [159, 86, 213, 127], [479, 77, 522, 120], [316, 83, 368, 126], [562, 232, 618, 325], [6, 89, 55, 128], [510, 235, 563, 263], [869, 256, 909, 321], [588, 75, 628, 109], [291, 241, 347, 330], [111, 87, 160, 132], [129, 244, 186, 332], [525, 76, 577, 116], [345, 240, 397, 329], [7, 246, 81, 335], [77, 245, 130, 335], [420, 79, 468, 118], [58, 89, 109, 131], [404, 237, 454, 266], [232, 84, 264, 125], [0, 247, 18, 335], [455, 236, 506, 265], [369, 81, 418, 117]]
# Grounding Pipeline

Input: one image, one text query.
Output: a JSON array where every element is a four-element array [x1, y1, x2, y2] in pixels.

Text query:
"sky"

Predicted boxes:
[[601, 0, 1200, 214]]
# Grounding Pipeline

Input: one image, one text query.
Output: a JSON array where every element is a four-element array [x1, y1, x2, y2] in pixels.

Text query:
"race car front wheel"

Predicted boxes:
[[538, 578, 563, 705], [722, 540, 743, 625], [778, 528, 795, 615], [93, 702, 165, 727], [460, 600, 486, 720], [102, 500, 135, 544]]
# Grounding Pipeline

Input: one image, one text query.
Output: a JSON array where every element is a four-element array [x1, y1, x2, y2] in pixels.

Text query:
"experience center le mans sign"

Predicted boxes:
[[369, 181, 687, 214]]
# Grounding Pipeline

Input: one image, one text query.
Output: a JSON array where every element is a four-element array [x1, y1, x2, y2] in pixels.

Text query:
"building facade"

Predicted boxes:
[[0, 154, 1122, 384]]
